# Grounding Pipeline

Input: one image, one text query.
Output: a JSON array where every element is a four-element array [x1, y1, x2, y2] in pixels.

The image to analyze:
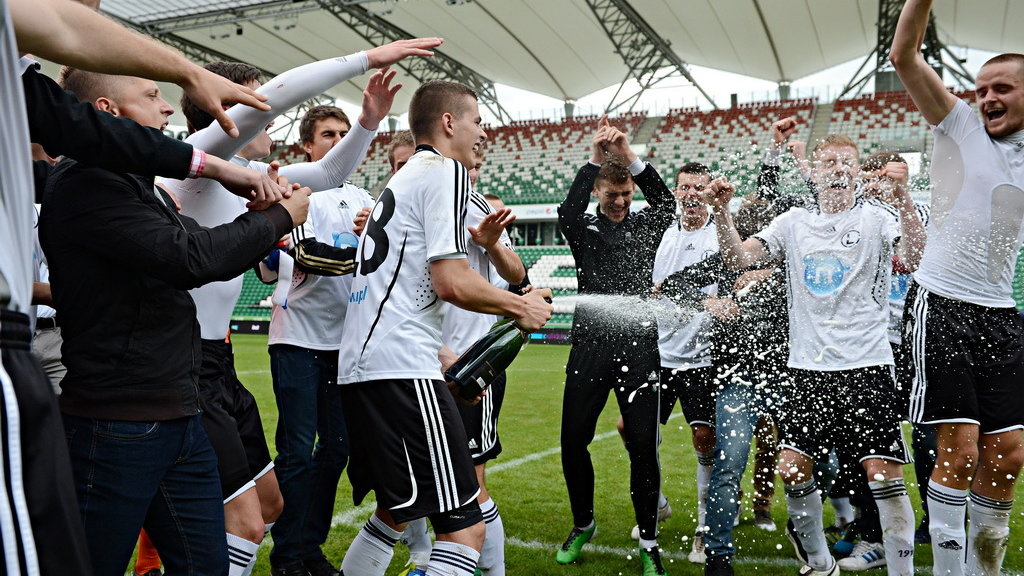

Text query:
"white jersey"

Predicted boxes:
[[652, 216, 718, 370], [164, 52, 375, 339], [338, 146, 469, 384], [441, 192, 513, 356], [268, 183, 374, 350], [173, 157, 251, 340], [0, 51, 37, 313], [887, 201, 930, 345], [754, 199, 899, 371], [915, 99, 1024, 308]]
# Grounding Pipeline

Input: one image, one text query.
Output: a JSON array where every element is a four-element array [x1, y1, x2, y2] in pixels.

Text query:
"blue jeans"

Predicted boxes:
[[704, 376, 767, 558], [63, 413, 226, 576], [269, 345, 349, 564]]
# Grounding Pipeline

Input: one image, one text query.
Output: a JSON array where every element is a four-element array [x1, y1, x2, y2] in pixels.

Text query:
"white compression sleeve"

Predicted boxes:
[[186, 52, 370, 160], [277, 122, 376, 192]]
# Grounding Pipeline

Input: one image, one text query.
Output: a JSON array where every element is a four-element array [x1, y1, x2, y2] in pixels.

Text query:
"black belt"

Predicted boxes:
[[36, 316, 59, 330]]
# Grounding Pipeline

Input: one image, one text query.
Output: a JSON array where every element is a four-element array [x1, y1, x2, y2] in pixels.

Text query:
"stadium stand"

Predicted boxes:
[[647, 98, 816, 191], [253, 89, 1024, 330]]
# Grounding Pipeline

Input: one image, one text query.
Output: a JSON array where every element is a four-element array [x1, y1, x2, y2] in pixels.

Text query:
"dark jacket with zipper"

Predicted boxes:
[[39, 158, 292, 421], [557, 162, 676, 343]]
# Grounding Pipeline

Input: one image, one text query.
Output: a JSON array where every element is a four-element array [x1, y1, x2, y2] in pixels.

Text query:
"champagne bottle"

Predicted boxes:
[[444, 318, 528, 403]]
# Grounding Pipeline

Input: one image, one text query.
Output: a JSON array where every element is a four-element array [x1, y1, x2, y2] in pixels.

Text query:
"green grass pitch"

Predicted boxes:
[[226, 334, 1024, 576]]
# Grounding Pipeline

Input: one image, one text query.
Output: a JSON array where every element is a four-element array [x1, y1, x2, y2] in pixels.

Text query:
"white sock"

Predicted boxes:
[[264, 522, 275, 534], [966, 492, 1012, 576], [870, 479, 915, 576], [658, 492, 669, 510], [927, 480, 968, 576], [830, 496, 854, 526], [425, 540, 480, 576], [696, 450, 713, 528], [479, 498, 505, 575], [785, 479, 832, 570], [341, 514, 402, 576], [226, 533, 260, 576], [638, 537, 658, 550], [401, 517, 433, 568]]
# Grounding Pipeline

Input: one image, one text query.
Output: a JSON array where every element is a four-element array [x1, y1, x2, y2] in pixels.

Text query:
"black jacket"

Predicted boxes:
[[39, 159, 292, 421], [557, 162, 676, 342], [22, 61, 194, 200]]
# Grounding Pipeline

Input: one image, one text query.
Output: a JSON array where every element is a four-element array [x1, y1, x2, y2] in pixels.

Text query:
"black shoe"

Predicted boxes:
[[705, 555, 734, 576], [302, 553, 342, 576], [271, 561, 311, 576]]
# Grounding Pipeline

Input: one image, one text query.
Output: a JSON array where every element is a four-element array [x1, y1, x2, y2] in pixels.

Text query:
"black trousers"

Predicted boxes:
[[1, 309, 91, 575], [560, 336, 661, 540]]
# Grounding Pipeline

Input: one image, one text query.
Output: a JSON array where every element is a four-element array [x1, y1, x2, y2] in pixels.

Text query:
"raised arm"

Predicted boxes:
[[702, 177, 770, 270], [889, 0, 958, 125], [277, 68, 400, 191], [11, 0, 269, 137], [883, 162, 927, 271], [468, 208, 526, 285], [187, 39, 441, 161]]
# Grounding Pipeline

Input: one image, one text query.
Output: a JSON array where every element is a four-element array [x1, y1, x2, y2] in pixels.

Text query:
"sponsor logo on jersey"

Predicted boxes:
[[841, 229, 861, 247], [802, 254, 850, 295], [685, 243, 695, 251], [889, 273, 911, 301], [468, 439, 479, 449], [648, 371, 658, 381], [338, 200, 350, 209], [333, 231, 359, 249], [349, 286, 368, 304], [587, 225, 600, 232]]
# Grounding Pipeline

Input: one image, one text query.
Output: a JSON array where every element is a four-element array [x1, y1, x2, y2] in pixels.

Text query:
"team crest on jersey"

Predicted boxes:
[[841, 230, 861, 247], [803, 254, 850, 295]]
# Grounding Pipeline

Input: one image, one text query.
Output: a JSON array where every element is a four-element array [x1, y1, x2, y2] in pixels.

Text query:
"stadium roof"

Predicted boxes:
[[99, 0, 1024, 113]]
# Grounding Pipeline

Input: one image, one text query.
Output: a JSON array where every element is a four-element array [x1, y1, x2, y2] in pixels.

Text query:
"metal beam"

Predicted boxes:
[[314, 1, 512, 124], [583, 0, 717, 112], [837, 0, 974, 100]]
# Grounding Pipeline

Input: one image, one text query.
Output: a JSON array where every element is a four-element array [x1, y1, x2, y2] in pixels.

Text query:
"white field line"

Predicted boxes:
[[275, 413, 1024, 576], [327, 416, 671, 528]]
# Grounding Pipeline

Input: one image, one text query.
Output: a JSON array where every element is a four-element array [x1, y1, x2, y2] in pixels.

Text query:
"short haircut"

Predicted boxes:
[[388, 130, 415, 167], [181, 61, 263, 133], [677, 162, 711, 179], [58, 66, 126, 104], [482, 193, 502, 202], [595, 160, 632, 188], [299, 105, 350, 146], [982, 53, 1024, 74], [812, 134, 858, 157], [862, 150, 907, 172], [408, 81, 477, 141]]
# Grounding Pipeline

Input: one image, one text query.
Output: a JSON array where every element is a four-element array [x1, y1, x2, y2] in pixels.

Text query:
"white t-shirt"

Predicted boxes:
[[440, 192, 513, 356], [754, 199, 899, 371], [914, 99, 1024, 308], [0, 49, 37, 313], [338, 146, 469, 384], [652, 216, 718, 370], [268, 183, 374, 350], [886, 201, 930, 345]]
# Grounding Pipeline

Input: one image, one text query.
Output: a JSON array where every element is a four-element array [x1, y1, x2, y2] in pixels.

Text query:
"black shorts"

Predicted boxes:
[[340, 379, 479, 524], [660, 365, 716, 427], [457, 372, 505, 465], [2, 310, 91, 575], [198, 339, 273, 502], [908, 287, 1024, 433], [777, 366, 909, 465]]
